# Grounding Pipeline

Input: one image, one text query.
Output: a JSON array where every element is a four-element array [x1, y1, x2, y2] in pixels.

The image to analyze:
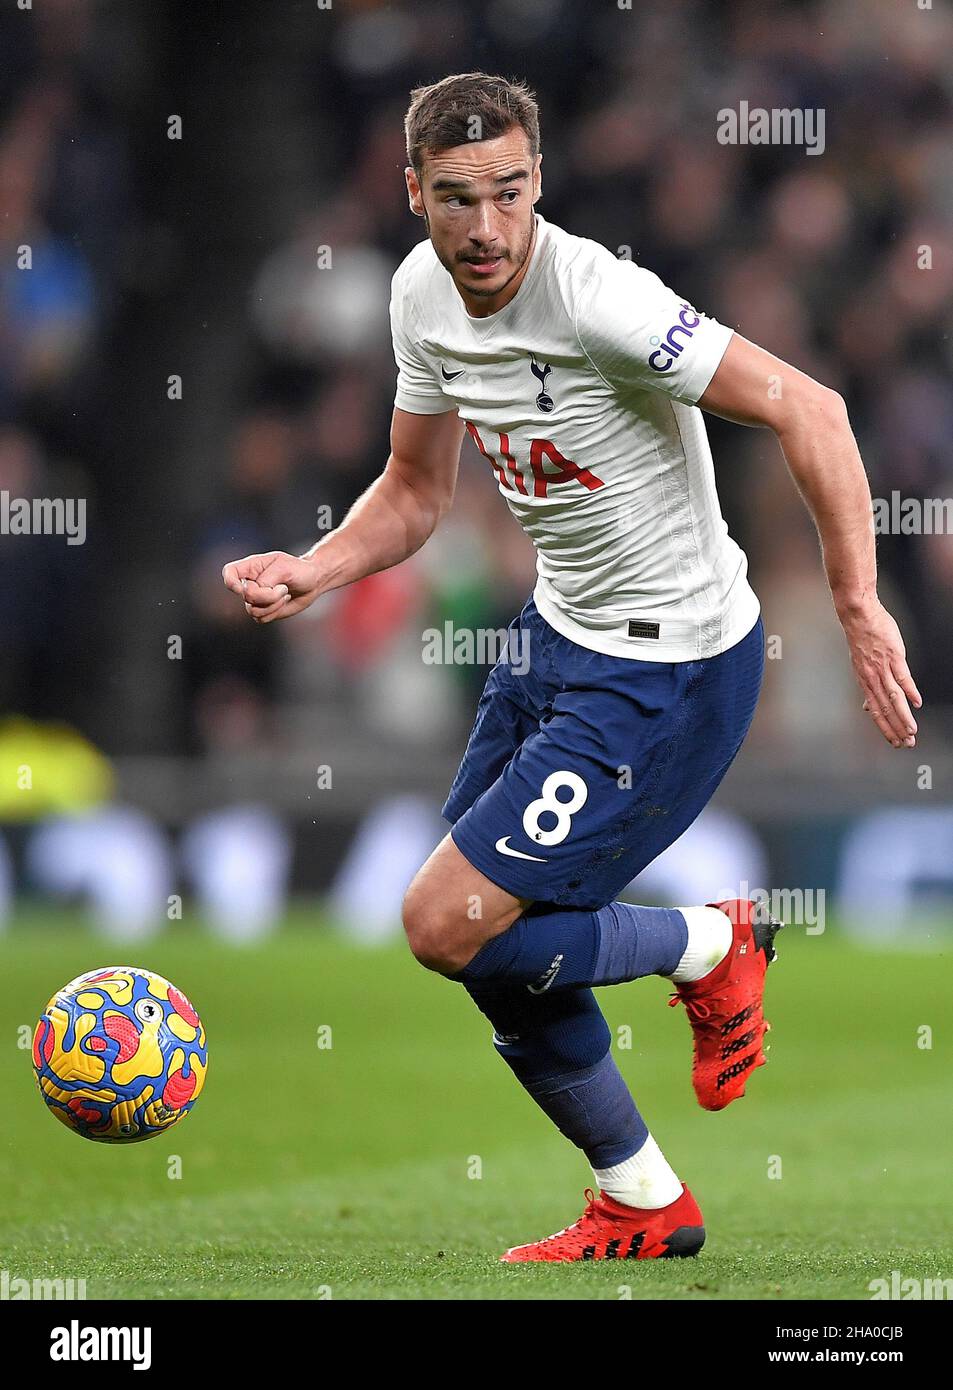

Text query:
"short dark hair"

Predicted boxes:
[[404, 71, 540, 173]]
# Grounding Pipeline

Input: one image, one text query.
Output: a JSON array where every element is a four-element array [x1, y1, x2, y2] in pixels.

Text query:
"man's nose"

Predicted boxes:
[[468, 201, 497, 245]]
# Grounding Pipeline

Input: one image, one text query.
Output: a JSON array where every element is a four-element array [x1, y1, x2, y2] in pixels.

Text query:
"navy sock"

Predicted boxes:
[[454, 900, 688, 990], [466, 981, 647, 1167]]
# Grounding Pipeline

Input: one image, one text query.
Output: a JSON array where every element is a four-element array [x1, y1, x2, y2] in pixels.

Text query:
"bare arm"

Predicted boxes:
[[699, 334, 922, 748], [222, 407, 466, 622]]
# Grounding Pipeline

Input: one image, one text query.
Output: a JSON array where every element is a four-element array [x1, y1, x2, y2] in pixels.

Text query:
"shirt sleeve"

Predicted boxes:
[[389, 272, 453, 416], [574, 256, 733, 406]]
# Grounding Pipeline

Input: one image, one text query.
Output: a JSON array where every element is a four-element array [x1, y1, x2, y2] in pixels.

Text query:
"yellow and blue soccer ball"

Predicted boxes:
[[32, 966, 208, 1143]]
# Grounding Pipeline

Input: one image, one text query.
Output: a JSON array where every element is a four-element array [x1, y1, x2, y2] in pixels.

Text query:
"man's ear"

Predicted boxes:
[[533, 152, 543, 205], [405, 165, 425, 218]]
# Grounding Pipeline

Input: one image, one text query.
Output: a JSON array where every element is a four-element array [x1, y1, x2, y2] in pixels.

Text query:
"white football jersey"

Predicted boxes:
[[389, 213, 759, 661]]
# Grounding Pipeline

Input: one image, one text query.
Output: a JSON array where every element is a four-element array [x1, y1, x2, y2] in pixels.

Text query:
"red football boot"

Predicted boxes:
[[500, 1185, 705, 1263], [668, 898, 782, 1111]]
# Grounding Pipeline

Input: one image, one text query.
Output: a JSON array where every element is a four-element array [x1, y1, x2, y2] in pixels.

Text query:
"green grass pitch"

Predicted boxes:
[[2, 906, 951, 1300]]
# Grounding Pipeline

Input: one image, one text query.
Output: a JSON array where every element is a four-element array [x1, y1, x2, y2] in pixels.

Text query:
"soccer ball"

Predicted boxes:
[[32, 966, 208, 1143]]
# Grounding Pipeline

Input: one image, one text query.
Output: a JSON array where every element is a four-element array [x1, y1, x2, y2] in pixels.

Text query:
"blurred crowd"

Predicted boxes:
[[3, 0, 953, 768]]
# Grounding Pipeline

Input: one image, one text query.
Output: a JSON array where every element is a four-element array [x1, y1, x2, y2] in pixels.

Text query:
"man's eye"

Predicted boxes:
[[500, 190, 519, 203]]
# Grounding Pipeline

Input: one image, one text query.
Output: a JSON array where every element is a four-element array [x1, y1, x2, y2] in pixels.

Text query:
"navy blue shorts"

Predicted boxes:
[[443, 598, 764, 910]]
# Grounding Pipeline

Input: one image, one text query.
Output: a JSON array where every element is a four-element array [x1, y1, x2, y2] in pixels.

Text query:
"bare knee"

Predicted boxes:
[[401, 835, 527, 975], [401, 879, 470, 975], [402, 873, 524, 975]]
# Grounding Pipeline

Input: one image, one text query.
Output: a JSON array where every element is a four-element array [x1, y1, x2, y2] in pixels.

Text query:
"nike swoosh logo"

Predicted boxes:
[[495, 836, 547, 862], [441, 364, 465, 382], [528, 953, 564, 994]]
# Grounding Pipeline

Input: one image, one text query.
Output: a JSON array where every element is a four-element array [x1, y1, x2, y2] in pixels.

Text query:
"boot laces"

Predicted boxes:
[[534, 1189, 604, 1252], [668, 990, 728, 1042]]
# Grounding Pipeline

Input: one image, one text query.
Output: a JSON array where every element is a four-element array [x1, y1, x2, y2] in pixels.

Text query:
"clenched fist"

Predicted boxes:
[[222, 550, 324, 624]]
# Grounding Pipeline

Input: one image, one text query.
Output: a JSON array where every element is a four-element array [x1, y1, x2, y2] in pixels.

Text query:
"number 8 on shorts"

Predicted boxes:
[[522, 771, 589, 847]]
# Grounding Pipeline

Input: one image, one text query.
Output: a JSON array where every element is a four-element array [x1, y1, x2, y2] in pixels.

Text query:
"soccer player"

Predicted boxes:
[[223, 74, 921, 1262]]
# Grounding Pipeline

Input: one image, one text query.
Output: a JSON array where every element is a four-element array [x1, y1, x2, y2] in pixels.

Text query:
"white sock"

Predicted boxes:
[[666, 905, 732, 983], [593, 1133, 683, 1210]]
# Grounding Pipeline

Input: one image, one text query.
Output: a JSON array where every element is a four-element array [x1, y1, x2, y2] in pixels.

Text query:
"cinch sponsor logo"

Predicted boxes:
[[49, 1320, 152, 1371], [648, 304, 701, 373]]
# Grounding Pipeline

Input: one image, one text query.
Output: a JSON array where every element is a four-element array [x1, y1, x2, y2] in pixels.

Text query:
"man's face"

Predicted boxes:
[[405, 128, 541, 316]]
